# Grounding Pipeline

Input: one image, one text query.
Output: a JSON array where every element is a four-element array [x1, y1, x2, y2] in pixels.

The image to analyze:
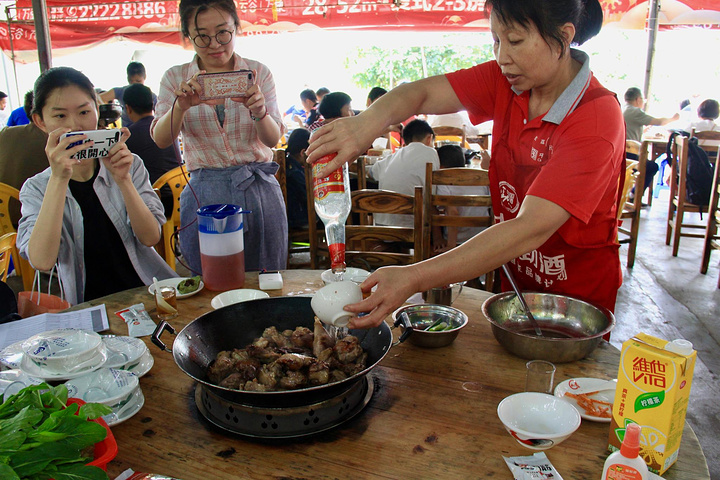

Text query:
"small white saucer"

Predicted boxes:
[[211, 289, 269, 309], [0, 370, 43, 398], [19, 343, 108, 381], [125, 350, 154, 378], [102, 336, 148, 369], [148, 277, 204, 299], [554, 377, 615, 422], [65, 368, 139, 406], [102, 387, 145, 426]]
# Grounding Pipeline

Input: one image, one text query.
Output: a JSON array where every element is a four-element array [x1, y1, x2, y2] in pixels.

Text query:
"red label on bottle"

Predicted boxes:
[[328, 242, 346, 270], [313, 153, 345, 201]]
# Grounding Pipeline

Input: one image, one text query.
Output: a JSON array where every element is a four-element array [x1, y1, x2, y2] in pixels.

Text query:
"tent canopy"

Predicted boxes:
[[1, 0, 719, 62]]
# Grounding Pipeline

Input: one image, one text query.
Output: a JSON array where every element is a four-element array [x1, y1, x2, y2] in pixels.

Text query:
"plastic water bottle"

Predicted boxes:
[[311, 151, 350, 278]]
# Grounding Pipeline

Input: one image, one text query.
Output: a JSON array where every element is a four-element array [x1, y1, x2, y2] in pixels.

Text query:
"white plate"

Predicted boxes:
[[554, 377, 615, 422], [148, 277, 205, 299], [0, 370, 44, 398], [102, 387, 145, 426], [65, 368, 139, 406], [1, 339, 27, 369], [126, 350, 154, 378], [19, 343, 108, 382], [23, 328, 102, 372], [102, 336, 148, 369], [211, 289, 270, 309], [321, 267, 370, 285]]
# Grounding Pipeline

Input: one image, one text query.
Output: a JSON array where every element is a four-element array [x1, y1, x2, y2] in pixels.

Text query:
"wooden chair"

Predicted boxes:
[[618, 141, 648, 268], [345, 187, 423, 269], [152, 165, 189, 271], [666, 135, 711, 256], [0, 232, 16, 282], [0, 182, 34, 290], [433, 126, 468, 148], [422, 163, 496, 291], [700, 160, 720, 286], [691, 129, 720, 161]]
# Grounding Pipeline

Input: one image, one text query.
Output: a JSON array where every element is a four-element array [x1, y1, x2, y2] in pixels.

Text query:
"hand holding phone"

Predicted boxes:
[[60, 129, 122, 160], [197, 70, 255, 100]]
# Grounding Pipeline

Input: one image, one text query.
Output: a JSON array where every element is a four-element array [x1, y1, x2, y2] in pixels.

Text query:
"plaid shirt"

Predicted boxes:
[[152, 54, 284, 171]]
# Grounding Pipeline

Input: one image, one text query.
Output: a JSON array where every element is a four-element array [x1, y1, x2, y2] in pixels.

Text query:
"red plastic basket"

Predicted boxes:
[[67, 398, 119, 471]]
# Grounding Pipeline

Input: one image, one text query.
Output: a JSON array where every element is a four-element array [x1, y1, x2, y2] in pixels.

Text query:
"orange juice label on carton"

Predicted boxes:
[[608, 333, 696, 475]]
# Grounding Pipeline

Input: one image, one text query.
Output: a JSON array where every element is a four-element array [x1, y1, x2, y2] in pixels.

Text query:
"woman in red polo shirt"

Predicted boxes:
[[307, 0, 625, 329]]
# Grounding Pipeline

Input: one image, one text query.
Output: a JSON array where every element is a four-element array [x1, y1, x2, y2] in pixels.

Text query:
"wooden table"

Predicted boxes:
[[72, 270, 709, 479]]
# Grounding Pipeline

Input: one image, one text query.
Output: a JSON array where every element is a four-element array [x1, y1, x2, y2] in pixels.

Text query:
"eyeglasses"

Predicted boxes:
[[191, 29, 234, 48]]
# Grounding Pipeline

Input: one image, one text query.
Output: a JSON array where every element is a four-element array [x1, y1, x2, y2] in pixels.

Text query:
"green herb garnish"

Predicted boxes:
[[177, 276, 202, 294], [0, 383, 112, 480]]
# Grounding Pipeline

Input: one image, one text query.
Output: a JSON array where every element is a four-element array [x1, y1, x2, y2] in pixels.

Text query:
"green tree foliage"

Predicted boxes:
[[345, 42, 494, 91]]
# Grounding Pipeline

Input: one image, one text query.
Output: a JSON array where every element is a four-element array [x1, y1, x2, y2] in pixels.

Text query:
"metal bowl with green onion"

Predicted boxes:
[[391, 304, 468, 348]]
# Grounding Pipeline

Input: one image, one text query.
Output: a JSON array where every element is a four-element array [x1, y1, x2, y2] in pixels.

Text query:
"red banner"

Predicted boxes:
[[1, 0, 718, 55]]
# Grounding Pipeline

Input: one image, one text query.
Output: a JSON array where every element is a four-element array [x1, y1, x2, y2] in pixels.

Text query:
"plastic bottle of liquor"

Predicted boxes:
[[311, 150, 351, 280]]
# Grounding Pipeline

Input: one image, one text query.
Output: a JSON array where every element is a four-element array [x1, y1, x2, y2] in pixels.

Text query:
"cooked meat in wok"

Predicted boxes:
[[207, 319, 368, 391]]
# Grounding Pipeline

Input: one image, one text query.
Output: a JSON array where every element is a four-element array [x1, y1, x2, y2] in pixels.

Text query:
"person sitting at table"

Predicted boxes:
[[689, 99, 720, 158], [17, 67, 176, 305], [366, 86, 402, 151], [370, 119, 439, 227], [432, 144, 491, 253], [285, 128, 311, 229], [307, 92, 353, 132], [307, 0, 627, 329]]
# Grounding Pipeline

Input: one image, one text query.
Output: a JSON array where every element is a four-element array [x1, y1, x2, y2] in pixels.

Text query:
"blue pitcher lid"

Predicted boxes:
[[196, 204, 242, 219]]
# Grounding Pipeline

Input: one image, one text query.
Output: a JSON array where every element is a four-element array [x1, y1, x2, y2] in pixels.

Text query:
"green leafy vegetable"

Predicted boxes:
[[177, 276, 202, 294], [0, 383, 112, 480]]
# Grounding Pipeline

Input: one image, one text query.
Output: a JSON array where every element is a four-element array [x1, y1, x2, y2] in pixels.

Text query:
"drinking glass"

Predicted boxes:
[[155, 286, 178, 321], [525, 360, 556, 394]]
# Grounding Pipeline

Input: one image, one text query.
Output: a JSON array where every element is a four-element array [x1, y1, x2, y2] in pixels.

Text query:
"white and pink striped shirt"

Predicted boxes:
[[152, 54, 284, 171]]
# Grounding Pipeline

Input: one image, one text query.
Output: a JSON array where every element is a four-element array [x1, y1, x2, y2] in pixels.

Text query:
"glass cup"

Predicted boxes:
[[525, 360, 556, 394], [155, 285, 178, 321]]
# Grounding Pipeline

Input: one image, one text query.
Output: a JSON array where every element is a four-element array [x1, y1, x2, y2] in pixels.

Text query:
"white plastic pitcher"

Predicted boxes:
[[197, 204, 248, 291]]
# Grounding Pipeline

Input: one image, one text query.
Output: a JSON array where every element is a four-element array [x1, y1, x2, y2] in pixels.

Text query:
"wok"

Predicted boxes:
[[152, 296, 410, 407]]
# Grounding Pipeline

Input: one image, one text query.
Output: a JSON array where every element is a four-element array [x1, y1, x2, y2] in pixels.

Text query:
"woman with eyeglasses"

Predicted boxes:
[[152, 0, 287, 276]]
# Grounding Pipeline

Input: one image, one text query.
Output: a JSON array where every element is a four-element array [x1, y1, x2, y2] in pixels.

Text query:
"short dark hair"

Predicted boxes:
[[367, 87, 387, 104], [680, 99, 691, 110], [23, 90, 33, 118], [0, 91, 7, 100], [319, 92, 351, 120], [697, 99, 719, 121], [126, 62, 146, 80], [123, 83, 154, 114], [485, 0, 603, 54], [316, 87, 330, 98], [624, 87, 642, 104], [179, 0, 240, 38], [286, 128, 310, 156], [300, 89, 317, 103], [33, 67, 96, 118], [402, 119, 434, 144], [437, 145, 466, 168]]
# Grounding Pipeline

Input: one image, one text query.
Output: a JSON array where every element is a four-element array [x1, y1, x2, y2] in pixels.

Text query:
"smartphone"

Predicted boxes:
[[60, 129, 122, 160], [197, 70, 255, 100]]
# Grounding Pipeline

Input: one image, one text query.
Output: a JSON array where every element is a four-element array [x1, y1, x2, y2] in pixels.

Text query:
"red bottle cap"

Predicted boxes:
[[621, 423, 641, 458]]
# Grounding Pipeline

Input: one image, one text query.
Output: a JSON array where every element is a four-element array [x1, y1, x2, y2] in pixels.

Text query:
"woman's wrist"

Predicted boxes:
[[250, 106, 268, 121]]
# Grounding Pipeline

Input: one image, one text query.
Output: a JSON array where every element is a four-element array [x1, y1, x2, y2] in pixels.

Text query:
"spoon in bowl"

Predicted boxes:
[[501, 264, 543, 337]]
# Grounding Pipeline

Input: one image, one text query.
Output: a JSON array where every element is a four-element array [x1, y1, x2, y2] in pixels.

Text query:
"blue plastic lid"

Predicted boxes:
[[197, 204, 246, 234]]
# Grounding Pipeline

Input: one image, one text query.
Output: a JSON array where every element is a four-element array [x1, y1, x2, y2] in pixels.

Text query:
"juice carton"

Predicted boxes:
[[608, 333, 696, 475]]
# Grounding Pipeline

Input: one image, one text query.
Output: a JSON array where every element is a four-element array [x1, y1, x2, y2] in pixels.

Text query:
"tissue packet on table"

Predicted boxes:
[[503, 452, 564, 479], [115, 304, 157, 337]]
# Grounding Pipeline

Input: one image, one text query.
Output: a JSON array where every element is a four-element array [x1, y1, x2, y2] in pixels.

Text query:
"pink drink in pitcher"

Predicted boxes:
[[197, 204, 247, 291]]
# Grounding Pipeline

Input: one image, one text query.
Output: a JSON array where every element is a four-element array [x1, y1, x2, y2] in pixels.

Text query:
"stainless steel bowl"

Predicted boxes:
[[392, 304, 468, 348], [481, 292, 615, 363]]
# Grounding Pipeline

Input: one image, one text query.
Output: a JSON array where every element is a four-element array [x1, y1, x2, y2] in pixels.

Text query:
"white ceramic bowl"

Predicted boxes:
[[102, 336, 148, 370], [497, 392, 581, 450], [23, 329, 102, 374], [321, 267, 370, 285], [311, 281, 363, 327], [211, 289, 270, 309], [65, 368, 139, 406]]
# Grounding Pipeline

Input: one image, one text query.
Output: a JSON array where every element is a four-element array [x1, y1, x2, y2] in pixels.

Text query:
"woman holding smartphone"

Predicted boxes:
[[17, 67, 175, 305], [152, 0, 286, 276]]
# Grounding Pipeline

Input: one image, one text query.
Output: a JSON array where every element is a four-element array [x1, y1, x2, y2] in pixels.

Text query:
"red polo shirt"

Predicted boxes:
[[446, 50, 625, 313]]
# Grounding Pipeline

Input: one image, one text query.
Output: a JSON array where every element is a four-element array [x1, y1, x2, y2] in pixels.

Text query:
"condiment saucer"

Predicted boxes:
[[125, 350, 154, 378], [554, 377, 614, 422], [148, 277, 204, 299], [102, 387, 145, 426], [102, 335, 148, 369], [19, 344, 108, 381], [211, 289, 269, 309]]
